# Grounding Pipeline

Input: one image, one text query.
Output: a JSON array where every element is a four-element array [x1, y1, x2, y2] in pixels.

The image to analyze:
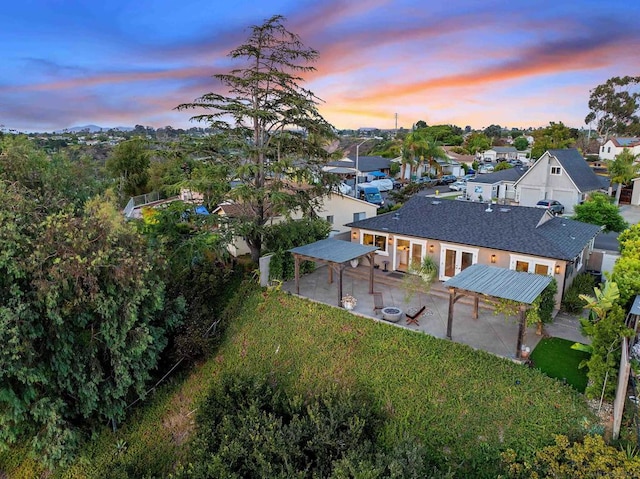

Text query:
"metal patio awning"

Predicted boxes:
[[289, 238, 378, 307], [444, 264, 553, 359]]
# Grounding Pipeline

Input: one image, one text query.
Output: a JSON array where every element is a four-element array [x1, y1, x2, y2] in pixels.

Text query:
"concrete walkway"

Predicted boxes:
[[282, 265, 589, 361], [620, 204, 640, 225]]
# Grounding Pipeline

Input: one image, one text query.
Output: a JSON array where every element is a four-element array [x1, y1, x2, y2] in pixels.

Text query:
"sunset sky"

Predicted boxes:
[[2, 0, 639, 133]]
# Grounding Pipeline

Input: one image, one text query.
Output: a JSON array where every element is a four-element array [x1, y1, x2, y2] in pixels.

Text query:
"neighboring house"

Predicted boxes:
[[325, 155, 392, 184], [482, 146, 518, 162], [345, 155, 392, 177], [465, 167, 527, 202], [214, 193, 378, 257], [599, 137, 640, 160], [514, 148, 604, 213], [631, 177, 640, 206], [347, 196, 602, 308], [443, 147, 476, 170], [434, 158, 463, 178]]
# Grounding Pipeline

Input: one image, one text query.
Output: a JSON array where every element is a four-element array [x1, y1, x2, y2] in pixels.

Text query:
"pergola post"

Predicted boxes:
[[447, 287, 455, 339], [516, 304, 527, 359], [473, 296, 479, 320], [328, 263, 333, 284], [294, 255, 300, 295], [337, 264, 344, 307], [368, 252, 375, 293]]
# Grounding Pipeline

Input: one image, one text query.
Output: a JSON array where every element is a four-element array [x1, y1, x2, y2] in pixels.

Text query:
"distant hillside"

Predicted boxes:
[[54, 125, 133, 133]]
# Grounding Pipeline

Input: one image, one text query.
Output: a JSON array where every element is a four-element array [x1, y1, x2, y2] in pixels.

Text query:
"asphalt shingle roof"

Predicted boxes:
[[345, 155, 391, 172], [469, 167, 527, 184], [347, 196, 602, 260], [548, 149, 603, 193]]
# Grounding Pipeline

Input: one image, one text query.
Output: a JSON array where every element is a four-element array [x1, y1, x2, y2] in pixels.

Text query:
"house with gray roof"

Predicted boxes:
[[482, 146, 518, 162], [599, 137, 640, 160], [514, 148, 605, 213], [347, 196, 602, 307], [465, 167, 527, 202]]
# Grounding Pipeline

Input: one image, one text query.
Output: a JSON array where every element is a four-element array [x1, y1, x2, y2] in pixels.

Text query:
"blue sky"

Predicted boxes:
[[2, 0, 639, 132]]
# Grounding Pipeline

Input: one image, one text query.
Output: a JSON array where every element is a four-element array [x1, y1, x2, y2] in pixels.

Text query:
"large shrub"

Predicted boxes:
[[174, 373, 450, 478], [263, 217, 331, 281], [561, 273, 596, 313], [0, 185, 181, 467], [503, 434, 640, 478]]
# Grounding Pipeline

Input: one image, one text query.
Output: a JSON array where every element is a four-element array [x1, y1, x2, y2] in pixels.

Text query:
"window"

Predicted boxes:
[[550, 166, 562, 175], [326, 215, 334, 224], [534, 264, 549, 275], [353, 212, 366, 222], [362, 233, 387, 252], [510, 254, 554, 276], [607, 147, 611, 153]]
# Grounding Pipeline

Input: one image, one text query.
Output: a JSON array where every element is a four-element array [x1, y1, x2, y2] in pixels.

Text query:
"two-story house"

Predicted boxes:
[[599, 137, 640, 160], [514, 149, 605, 213]]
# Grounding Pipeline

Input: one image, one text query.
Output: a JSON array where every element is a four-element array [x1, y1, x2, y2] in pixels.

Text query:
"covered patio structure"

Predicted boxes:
[[289, 239, 378, 307], [444, 264, 552, 359]]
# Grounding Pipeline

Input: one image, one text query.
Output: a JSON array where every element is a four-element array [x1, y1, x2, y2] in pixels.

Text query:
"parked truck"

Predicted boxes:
[[356, 184, 384, 207]]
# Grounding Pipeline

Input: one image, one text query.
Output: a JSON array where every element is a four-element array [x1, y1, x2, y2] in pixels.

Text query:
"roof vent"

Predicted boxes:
[[431, 201, 441, 205], [485, 205, 493, 212], [499, 208, 510, 212]]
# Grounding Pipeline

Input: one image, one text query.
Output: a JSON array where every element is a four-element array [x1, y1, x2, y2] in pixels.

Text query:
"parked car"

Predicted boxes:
[[438, 174, 457, 185], [462, 174, 475, 181], [356, 184, 384, 207], [368, 178, 394, 192], [416, 176, 438, 187], [535, 199, 564, 215], [449, 181, 467, 191], [335, 182, 352, 195], [392, 180, 404, 190], [478, 165, 494, 174]]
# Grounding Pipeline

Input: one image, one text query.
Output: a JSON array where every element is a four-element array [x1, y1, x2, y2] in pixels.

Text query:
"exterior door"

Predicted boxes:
[[440, 246, 477, 280], [410, 243, 423, 268], [394, 239, 425, 272]]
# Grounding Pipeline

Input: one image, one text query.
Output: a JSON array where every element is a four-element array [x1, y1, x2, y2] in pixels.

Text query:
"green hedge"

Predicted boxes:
[[561, 273, 596, 314]]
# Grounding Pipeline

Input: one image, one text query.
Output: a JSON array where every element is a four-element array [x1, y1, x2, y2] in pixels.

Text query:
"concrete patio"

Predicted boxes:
[[282, 264, 589, 361]]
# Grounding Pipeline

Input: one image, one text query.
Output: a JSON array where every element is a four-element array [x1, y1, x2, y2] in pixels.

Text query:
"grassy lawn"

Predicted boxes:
[[1, 286, 597, 478], [530, 337, 590, 393]]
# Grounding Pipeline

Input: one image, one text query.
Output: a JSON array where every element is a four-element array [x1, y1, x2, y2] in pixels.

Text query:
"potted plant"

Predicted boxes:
[[342, 294, 357, 310]]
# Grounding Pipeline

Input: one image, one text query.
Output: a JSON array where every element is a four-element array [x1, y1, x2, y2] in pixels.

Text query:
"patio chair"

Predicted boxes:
[[373, 291, 384, 315]]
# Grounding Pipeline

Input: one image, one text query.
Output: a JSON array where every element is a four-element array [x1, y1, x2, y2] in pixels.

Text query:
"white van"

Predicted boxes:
[[368, 178, 393, 192]]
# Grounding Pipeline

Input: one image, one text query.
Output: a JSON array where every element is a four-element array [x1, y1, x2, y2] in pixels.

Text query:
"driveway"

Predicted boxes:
[[282, 265, 588, 361]]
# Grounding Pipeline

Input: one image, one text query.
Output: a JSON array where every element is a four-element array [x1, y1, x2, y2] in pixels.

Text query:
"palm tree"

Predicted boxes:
[[421, 138, 447, 178], [607, 148, 640, 205], [402, 131, 428, 180]]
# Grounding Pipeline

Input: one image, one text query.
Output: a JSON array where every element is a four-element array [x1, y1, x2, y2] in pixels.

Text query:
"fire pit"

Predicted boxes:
[[381, 306, 403, 322]]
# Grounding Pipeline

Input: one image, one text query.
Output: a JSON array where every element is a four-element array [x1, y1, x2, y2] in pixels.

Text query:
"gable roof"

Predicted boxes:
[[468, 167, 527, 184], [345, 155, 391, 172], [488, 146, 517, 153], [347, 196, 601, 260], [547, 149, 604, 192]]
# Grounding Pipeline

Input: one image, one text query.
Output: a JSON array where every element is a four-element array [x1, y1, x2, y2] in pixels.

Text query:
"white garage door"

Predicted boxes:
[[552, 190, 577, 212]]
